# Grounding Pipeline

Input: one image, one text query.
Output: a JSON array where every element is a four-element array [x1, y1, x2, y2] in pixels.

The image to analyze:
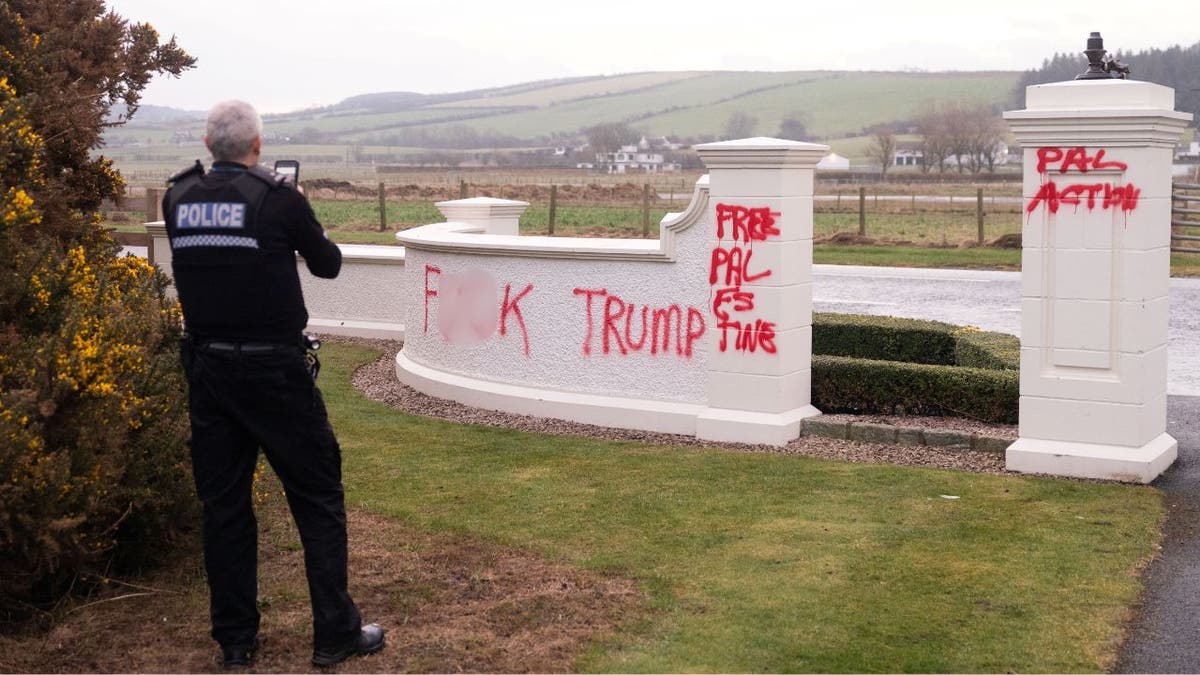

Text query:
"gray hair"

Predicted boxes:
[[205, 100, 262, 162]]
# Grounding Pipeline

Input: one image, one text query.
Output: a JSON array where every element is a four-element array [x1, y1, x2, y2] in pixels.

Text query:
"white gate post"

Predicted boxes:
[[1004, 66, 1191, 481], [693, 137, 827, 446]]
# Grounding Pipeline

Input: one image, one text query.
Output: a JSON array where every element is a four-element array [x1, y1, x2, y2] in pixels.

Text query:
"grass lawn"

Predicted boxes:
[[815, 211, 1022, 245], [312, 200, 674, 239], [324, 343, 1163, 672], [814, 245, 1022, 270], [311, 199, 444, 231]]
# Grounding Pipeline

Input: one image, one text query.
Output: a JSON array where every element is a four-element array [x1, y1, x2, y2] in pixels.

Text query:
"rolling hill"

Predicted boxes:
[[100, 69, 1021, 175]]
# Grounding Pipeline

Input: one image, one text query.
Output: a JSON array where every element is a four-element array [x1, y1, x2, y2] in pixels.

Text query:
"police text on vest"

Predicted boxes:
[[177, 202, 246, 229]]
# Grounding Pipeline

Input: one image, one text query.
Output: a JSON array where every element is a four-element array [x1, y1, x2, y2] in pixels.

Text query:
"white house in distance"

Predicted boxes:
[[892, 141, 1011, 169], [581, 137, 682, 174], [599, 144, 666, 173], [816, 152, 850, 171], [894, 145, 922, 167]]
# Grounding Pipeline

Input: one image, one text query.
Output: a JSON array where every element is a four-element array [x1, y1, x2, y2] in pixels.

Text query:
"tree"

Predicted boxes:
[[941, 103, 974, 173], [0, 0, 196, 620], [584, 121, 639, 156], [915, 106, 949, 174], [2, 1, 193, 246], [776, 113, 810, 141], [1012, 41, 1200, 118], [965, 108, 1006, 173], [722, 111, 757, 140], [913, 102, 1004, 174], [868, 125, 897, 179]]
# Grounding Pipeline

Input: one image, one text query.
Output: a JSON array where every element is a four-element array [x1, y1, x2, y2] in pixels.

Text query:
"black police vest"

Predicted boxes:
[[165, 163, 310, 342]]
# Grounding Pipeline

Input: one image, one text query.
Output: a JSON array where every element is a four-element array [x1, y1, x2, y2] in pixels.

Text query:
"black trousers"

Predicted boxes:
[[186, 344, 361, 650]]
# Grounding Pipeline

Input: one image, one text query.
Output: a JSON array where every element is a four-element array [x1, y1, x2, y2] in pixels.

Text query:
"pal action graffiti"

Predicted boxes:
[[1025, 146, 1140, 215]]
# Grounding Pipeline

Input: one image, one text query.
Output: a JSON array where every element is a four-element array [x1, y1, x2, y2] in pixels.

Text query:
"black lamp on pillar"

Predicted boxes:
[[1076, 32, 1131, 80]]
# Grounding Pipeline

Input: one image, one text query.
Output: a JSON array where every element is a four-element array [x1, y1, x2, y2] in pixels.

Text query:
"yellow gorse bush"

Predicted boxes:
[[1, 75, 193, 624], [2, 188, 38, 225], [50, 250, 162, 404], [0, 238, 193, 589], [1, 0, 198, 621]]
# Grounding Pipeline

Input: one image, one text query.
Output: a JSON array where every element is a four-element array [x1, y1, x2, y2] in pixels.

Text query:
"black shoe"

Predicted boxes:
[[221, 639, 258, 669], [312, 623, 385, 667]]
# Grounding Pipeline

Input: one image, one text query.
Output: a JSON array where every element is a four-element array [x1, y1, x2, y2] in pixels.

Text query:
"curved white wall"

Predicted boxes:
[[397, 138, 828, 443], [400, 192, 711, 406]]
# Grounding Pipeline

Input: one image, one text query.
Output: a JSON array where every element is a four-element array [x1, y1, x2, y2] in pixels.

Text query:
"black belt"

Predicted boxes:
[[196, 340, 298, 354]]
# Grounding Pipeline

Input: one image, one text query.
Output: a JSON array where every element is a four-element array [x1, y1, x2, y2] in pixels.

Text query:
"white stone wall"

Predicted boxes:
[[397, 139, 828, 442], [395, 185, 715, 436], [300, 244, 406, 339], [145, 224, 407, 340], [401, 235, 711, 404]]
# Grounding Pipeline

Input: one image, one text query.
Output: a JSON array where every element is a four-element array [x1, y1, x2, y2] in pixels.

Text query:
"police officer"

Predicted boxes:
[[164, 100, 384, 669]]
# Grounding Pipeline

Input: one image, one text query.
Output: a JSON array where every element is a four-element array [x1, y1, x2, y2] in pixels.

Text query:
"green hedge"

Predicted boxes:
[[811, 356, 1019, 423], [810, 314, 1019, 423], [812, 313, 958, 365], [954, 327, 1020, 371]]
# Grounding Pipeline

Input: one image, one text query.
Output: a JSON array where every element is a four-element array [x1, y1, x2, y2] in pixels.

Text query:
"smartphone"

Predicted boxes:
[[273, 159, 300, 183]]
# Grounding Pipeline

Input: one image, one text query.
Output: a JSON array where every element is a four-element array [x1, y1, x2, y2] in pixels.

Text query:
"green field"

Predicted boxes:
[[636, 72, 1017, 139], [434, 71, 708, 109], [101, 68, 1022, 177], [332, 71, 1018, 144]]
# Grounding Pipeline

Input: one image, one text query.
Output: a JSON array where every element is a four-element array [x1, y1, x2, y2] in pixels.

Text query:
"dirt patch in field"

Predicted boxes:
[[813, 231, 1022, 249], [988, 232, 1022, 248], [0, 486, 644, 673], [815, 232, 879, 246]]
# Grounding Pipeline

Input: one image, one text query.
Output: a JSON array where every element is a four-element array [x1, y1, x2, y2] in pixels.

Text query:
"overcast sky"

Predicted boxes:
[[105, 0, 1197, 114]]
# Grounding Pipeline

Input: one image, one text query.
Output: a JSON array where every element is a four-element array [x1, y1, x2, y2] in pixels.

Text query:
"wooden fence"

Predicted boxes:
[[1172, 183, 1200, 253]]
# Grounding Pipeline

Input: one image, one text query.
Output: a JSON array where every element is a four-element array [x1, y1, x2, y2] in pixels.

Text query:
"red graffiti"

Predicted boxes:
[[424, 264, 441, 333], [1035, 146, 1128, 174], [1025, 181, 1141, 215], [716, 318, 777, 354], [709, 246, 771, 286], [709, 203, 781, 355], [712, 287, 755, 317], [500, 283, 533, 357], [423, 267, 534, 356], [573, 288, 705, 357], [716, 203, 781, 241], [1027, 147, 1139, 216]]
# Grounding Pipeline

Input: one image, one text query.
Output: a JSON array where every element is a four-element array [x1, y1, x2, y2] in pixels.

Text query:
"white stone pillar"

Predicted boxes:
[[692, 137, 828, 446], [1004, 79, 1191, 482], [436, 197, 528, 236], [144, 221, 175, 298]]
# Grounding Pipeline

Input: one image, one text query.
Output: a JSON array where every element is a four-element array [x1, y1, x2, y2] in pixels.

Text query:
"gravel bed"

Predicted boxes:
[[341, 337, 1008, 475], [817, 413, 1018, 440]]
